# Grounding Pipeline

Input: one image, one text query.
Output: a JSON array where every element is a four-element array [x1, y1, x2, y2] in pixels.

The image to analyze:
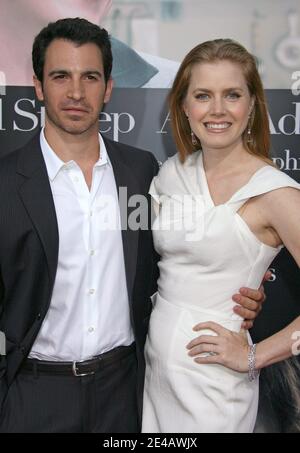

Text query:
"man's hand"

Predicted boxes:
[[232, 271, 272, 330]]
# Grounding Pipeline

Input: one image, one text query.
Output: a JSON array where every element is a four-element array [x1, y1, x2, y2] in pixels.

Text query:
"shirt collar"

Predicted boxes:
[[40, 127, 110, 182], [95, 133, 109, 168]]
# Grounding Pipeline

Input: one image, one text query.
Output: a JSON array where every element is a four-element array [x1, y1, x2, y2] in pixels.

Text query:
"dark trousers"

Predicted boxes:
[[0, 348, 139, 433]]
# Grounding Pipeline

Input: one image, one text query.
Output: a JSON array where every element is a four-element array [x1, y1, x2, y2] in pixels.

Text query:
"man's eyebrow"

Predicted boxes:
[[48, 69, 69, 77], [82, 70, 103, 78], [48, 69, 103, 77]]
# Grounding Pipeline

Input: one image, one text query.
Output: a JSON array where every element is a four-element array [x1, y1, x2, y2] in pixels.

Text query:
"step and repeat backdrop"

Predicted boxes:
[[0, 0, 300, 433]]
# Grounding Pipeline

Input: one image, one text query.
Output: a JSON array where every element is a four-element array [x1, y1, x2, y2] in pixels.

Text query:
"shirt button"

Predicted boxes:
[[90, 250, 95, 256], [89, 289, 95, 295], [74, 177, 79, 183], [89, 211, 93, 217], [88, 327, 95, 333]]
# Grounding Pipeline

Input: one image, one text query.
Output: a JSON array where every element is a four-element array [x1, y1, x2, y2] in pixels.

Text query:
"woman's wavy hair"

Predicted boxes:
[[169, 38, 271, 164]]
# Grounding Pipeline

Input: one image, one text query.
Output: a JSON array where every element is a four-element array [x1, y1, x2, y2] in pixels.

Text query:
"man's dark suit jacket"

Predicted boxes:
[[0, 133, 159, 420]]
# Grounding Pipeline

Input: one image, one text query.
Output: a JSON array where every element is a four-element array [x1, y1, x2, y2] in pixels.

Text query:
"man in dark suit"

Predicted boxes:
[[0, 18, 265, 433]]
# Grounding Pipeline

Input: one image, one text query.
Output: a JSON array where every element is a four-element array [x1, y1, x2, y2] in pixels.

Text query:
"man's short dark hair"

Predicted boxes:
[[32, 17, 113, 84]]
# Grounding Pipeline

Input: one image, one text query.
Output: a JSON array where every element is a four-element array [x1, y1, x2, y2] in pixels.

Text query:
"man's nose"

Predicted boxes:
[[67, 79, 84, 100]]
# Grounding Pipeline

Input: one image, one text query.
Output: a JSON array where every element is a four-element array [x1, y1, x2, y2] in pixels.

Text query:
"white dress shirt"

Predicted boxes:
[[29, 129, 134, 361]]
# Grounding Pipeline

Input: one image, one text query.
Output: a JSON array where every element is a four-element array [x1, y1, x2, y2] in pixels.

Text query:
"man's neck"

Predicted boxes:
[[43, 124, 100, 168]]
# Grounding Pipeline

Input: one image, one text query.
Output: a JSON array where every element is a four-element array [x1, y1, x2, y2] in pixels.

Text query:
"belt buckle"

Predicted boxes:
[[72, 361, 95, 377]]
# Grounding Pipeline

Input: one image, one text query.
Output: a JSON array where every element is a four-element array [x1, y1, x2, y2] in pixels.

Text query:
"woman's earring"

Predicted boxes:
[[247, 116, 253, 143], [191, 131, 198, 146], [186, 113, 198, 147], [247, 102, 255, 143]]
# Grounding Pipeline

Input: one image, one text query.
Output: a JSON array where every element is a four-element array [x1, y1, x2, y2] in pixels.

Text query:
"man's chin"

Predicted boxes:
[[62, 126, 92, 135], [49, 120, 99, 136]]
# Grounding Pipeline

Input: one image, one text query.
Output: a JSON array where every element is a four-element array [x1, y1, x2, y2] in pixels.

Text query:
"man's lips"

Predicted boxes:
[[62, 107, 89, 113]]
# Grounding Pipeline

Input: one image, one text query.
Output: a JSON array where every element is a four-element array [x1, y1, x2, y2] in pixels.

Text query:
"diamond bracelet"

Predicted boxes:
[[248, 344, 259, 382]]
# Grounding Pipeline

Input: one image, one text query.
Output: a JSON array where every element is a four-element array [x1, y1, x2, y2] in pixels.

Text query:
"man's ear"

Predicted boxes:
[[33, 75, 44, 102], [104, 77, 114, 104]]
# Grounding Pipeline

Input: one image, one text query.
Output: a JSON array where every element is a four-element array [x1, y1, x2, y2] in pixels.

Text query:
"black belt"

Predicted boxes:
[[22, 343, 136, 377]]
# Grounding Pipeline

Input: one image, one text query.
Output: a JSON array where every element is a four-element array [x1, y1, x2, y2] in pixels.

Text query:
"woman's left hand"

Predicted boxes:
[[186, 322, 249, 373]]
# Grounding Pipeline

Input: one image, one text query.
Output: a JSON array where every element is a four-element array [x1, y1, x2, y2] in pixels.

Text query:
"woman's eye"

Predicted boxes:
[[195, 93, 209, 100], [227, 92, 241, 99], [194, 92, 241, 100]]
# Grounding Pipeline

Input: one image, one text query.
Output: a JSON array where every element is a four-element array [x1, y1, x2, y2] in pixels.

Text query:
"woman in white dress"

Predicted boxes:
[[142, 39, 300, 433]]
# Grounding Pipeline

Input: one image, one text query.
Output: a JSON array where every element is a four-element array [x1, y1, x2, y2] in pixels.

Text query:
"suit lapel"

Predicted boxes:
[[104, 139, 140, 301], [16, 135, 59, 291]]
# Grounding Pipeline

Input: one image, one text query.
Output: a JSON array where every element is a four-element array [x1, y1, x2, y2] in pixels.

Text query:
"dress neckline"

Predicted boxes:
[[197, 152, 271, 208]]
